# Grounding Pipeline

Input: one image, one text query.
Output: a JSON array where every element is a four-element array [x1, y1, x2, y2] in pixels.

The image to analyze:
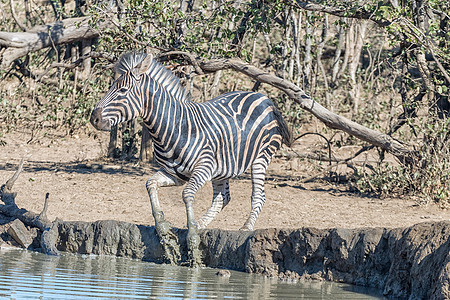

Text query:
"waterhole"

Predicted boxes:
[[0, 248, 383, 299]]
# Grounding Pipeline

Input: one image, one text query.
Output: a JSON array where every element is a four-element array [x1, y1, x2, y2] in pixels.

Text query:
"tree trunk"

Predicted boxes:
[[121, 119, 136, 160], [139, 124, 153, 163], [331, 22, 344, 85], [80, 39, 91, 80], [303, 11, 312, 90], [348, 20, 367, 115], [107, 125, 118, 158]]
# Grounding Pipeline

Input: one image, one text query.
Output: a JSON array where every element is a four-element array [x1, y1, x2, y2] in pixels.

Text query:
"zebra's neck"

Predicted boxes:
[[142, 77, 187, 147]]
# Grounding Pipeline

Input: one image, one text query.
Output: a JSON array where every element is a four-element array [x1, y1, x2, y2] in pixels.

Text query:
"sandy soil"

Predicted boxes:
[[1, 131, 448, 230]]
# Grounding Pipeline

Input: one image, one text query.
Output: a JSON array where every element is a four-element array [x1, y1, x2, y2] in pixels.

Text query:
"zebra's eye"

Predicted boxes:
[[118, 87, 128, 94]]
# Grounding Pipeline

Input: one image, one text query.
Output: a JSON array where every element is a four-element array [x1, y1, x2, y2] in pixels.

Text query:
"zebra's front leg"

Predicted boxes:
[[146, 170, 183, 264], [197, 180, 230, 229], [182, 185, 202, 267]]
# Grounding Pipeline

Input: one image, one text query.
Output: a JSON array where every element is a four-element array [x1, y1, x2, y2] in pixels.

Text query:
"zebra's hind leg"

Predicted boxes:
[[182, 159, 215, 267], [146, 170, 183, 264], [240, 156, 270, 231], [197, 179, 230, 229]]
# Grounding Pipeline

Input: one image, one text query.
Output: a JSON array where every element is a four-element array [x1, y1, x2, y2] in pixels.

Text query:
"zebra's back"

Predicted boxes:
[[153, 91, 286, 181]]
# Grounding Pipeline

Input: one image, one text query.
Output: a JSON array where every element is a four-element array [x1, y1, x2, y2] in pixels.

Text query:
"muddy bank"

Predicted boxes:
[[59, 220, 450, 299], [1, 162, 449, 299], [1, 214, 448, 299]]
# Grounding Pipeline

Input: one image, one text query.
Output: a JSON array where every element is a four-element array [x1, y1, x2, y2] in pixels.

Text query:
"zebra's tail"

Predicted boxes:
[[273, 107, 293, 147]]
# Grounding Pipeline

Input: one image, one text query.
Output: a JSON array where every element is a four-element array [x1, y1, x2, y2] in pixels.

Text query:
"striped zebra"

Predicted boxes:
[[90, 52, 292, 265]]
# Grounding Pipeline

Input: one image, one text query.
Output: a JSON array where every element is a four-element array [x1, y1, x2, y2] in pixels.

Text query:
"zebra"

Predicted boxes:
[[90, 52, 292, 265]]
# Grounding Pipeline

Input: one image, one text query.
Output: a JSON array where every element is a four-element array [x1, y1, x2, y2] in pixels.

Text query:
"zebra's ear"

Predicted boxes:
[[132, 54, 153, 79]]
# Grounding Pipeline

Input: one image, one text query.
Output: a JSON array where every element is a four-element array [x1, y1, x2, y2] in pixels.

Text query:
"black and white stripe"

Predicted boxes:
[[91, 52, 292, 231]]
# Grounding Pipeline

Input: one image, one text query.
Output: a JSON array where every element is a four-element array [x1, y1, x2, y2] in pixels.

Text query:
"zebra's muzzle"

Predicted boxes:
[[90, 108, 111, 131]]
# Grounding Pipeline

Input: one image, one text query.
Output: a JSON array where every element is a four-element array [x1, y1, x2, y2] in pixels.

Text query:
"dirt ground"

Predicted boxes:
[[1, 130, 449, 230]]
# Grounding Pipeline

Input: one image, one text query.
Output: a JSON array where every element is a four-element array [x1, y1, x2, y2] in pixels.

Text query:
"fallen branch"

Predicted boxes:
[[279, 151, 340, 163], [0, 157, 24, 205], [0, 160, 52, 231], [0, 160, 60, 255]]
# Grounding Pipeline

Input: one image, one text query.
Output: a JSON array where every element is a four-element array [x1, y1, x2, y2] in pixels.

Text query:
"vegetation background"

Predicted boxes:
[[0, 0, 448, 206]]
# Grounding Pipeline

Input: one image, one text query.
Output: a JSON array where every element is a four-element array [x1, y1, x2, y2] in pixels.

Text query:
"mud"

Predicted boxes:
[[2, 217, 447, 299]]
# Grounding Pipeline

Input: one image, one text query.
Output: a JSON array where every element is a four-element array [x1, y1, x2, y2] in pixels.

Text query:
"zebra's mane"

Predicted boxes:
[[115, 52, 191, 103]]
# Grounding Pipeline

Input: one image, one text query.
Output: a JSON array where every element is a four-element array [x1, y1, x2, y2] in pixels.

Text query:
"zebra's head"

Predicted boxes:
[[90, 52, 153, 131]]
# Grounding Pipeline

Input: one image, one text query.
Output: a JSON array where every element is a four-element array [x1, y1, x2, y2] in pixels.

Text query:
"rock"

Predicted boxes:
[[7, 219, 33, 248]]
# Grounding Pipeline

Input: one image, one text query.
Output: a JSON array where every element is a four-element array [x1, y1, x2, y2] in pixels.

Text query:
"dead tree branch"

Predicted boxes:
[[0, 159, 52, 231], [160, 52, 412, 160], [0, 160, 59, 255], [0, 158, 24, 206], [0, 17, 114, 68]]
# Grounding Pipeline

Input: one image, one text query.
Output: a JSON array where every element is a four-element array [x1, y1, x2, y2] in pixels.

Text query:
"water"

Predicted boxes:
[[0, 248, 383, 299]]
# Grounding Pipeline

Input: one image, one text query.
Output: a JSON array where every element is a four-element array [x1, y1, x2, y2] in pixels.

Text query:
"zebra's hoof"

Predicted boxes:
[[155, 220, 181, 264], [187, 228, 202, 267]]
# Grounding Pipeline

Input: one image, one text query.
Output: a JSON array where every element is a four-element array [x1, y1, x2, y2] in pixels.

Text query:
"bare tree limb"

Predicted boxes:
[[287, 1, 449, 77], [158, 51, 205, 75], [393, 16, 450, 84], [161, 52, 412, 160], [0, 17, 114, 68], [39, 193, 50, 221]]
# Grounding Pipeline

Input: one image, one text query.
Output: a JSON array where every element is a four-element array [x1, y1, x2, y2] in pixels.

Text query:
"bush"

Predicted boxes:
[[356, 117, 449, 207]]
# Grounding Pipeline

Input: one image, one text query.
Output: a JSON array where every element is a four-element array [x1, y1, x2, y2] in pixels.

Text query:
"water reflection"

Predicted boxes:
[[0, 248, 382, 299]]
